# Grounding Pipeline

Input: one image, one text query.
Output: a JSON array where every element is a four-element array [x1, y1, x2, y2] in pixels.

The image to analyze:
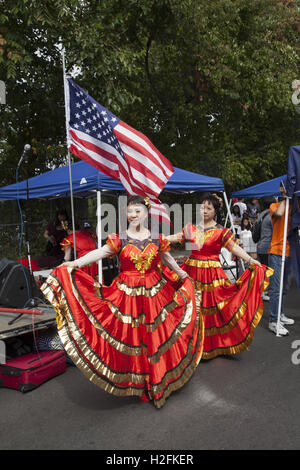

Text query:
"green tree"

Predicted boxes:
[[0, 0, 299, 197]]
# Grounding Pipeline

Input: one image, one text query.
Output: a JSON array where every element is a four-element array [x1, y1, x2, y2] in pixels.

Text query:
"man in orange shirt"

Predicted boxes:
[[268, 182, 294, 336]]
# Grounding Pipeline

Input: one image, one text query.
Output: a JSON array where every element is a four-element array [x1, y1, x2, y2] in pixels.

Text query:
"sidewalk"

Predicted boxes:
[[1, 282, 299, 450]]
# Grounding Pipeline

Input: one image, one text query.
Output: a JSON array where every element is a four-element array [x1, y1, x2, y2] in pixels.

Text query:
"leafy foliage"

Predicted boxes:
[[0, 0, 299, 196]]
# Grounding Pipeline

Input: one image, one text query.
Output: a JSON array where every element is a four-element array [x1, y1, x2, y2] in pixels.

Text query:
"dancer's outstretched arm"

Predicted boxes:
[[166, 232, 184, 244], [159, 252, 188, 280], [231, 244, 262, 267], [59, 245, 115, 268]]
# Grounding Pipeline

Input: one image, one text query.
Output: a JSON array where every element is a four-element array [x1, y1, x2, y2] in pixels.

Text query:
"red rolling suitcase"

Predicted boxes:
[[0, 350, 66, 392]]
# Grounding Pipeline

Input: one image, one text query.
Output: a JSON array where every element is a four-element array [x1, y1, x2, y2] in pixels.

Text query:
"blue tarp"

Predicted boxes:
[[0, 160, 224, 200], [231, 175, 286, 199]]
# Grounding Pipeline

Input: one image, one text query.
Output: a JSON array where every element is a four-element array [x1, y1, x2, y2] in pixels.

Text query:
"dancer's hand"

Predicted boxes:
[[59, 260, 78, 268], [248, 257, 262, 267], [181, 273, 194, 283]]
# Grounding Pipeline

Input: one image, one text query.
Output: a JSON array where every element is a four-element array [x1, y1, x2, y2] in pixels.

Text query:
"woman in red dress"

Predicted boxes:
[[61, 224, 98, 279], [41, 196, 204, 408], [166, 193, 273, 360]]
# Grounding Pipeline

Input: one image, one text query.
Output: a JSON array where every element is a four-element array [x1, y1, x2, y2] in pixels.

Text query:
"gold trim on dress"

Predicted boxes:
[[70, 269, 193, 362], [69, 271, 143, 356], [184, 258, 222, 268], [60, 238, 71, 250], [107, 298, 178, 332], [148, 288, 193, 364], [129, 247, 157, 276], [194, 277, 232, 292], [203, 228, 218, 242], [202, 266, 273, 358], [154, 309, 204, 408], [106, 234, 121, 254], [41, 277, 147, 384], [116, 277, 167, 297], [41, 271, 205, 408], [203, 267, 257, 336], [200, 304, 221, 316]]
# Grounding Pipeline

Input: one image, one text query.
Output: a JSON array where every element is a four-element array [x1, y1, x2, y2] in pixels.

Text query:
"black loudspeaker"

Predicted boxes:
[[0, 258, 42, 308]]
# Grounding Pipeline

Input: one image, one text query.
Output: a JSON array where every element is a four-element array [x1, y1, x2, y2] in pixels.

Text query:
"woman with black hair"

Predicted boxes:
[[231, 204, 242, 237], [44, 209, 70, 257], [166, 193, 273, 360], [41, 195, 204, 408], [239, 216, 257, 262], [36, 209, 71, 268]]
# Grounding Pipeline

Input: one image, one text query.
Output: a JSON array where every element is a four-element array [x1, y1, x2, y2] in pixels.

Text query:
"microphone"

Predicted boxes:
[[17, 144, 31, 168]]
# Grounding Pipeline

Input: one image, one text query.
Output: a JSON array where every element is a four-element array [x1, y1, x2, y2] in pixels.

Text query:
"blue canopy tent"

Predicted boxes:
[[231, 175, 286, 199], [0, 160, 224, 200], [0, 161, 227, 280]]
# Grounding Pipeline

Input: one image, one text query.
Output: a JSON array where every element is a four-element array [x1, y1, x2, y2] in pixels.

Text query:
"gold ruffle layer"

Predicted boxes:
[[202, 266, 273, 359], [115, 277, 167, 297], [41, 270, 204, 408]]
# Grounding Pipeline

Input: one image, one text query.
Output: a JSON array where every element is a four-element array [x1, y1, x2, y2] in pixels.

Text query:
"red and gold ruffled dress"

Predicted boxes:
[[41, 233, 204, 408], [61, 230, 98, 278], [165, 224, 272, 360]]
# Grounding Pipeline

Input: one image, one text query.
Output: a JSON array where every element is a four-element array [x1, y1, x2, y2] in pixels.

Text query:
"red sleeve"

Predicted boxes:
[[60, 235, 72, 251], [221, 228, 238, 252], [106, 233, 121, 254], [183, 223, 203, 249], [159, 234, 171, 252]]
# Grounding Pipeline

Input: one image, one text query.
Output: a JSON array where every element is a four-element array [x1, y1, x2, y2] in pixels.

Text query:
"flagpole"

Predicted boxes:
[[275, 196, 289, 337], [62, 48, 77, 258]]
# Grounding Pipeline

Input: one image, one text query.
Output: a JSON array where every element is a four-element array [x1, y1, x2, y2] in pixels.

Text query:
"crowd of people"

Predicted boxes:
[[231, 184, 295, 337]]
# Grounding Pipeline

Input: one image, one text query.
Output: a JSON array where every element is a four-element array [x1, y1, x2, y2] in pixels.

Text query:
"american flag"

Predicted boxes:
[[65, 78, 173, 223]]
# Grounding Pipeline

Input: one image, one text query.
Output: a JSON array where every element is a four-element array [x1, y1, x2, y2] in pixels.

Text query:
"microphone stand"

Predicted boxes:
[[24, 174, 34, 284], [9, 147, 39, 326]]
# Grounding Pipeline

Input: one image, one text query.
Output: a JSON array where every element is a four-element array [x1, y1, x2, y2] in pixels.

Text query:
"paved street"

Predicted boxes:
[[1, 280, 300, 451]]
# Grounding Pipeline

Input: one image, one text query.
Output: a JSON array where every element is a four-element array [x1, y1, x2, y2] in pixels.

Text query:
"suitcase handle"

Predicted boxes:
[[28, 351, 56, 364]]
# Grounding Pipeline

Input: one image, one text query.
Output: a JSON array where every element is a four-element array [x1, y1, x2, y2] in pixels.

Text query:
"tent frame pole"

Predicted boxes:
[[224, 198, 232, 228], [275, 197, 289, 337], [223, 191, 245, 272]]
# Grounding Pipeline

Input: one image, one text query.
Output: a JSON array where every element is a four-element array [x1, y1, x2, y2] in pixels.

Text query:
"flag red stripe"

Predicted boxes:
[[121, 147, 167, 195], [70, 129, 119, 168], [119, 121, 174, 173], [116, 121, 174, 178], [69, 144, 120, 181], [114, 126, 170, 196], [70, 129, 151, 196]]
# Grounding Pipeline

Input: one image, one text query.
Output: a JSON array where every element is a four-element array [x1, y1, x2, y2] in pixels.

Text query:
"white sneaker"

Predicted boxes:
[[268, 322, 289, 336], [262, 293, 270, 301], [280, 314, 295, 325]]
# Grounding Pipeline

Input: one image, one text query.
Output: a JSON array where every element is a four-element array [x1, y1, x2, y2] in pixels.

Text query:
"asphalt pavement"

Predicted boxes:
[[1, 280, 300, 451]]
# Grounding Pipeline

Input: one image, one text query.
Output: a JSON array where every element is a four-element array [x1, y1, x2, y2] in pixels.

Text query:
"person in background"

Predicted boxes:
[[268, 183, 294, 336], [247, 198, 260, 221], [231, 204, 242, 237], [234, 198, 248, 218], [256, 197, 276, 301], [61, 221, 98, 279], [44, 209, 70, 258], [239, 216, 257, 262], [37, 209, 70, 268]]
